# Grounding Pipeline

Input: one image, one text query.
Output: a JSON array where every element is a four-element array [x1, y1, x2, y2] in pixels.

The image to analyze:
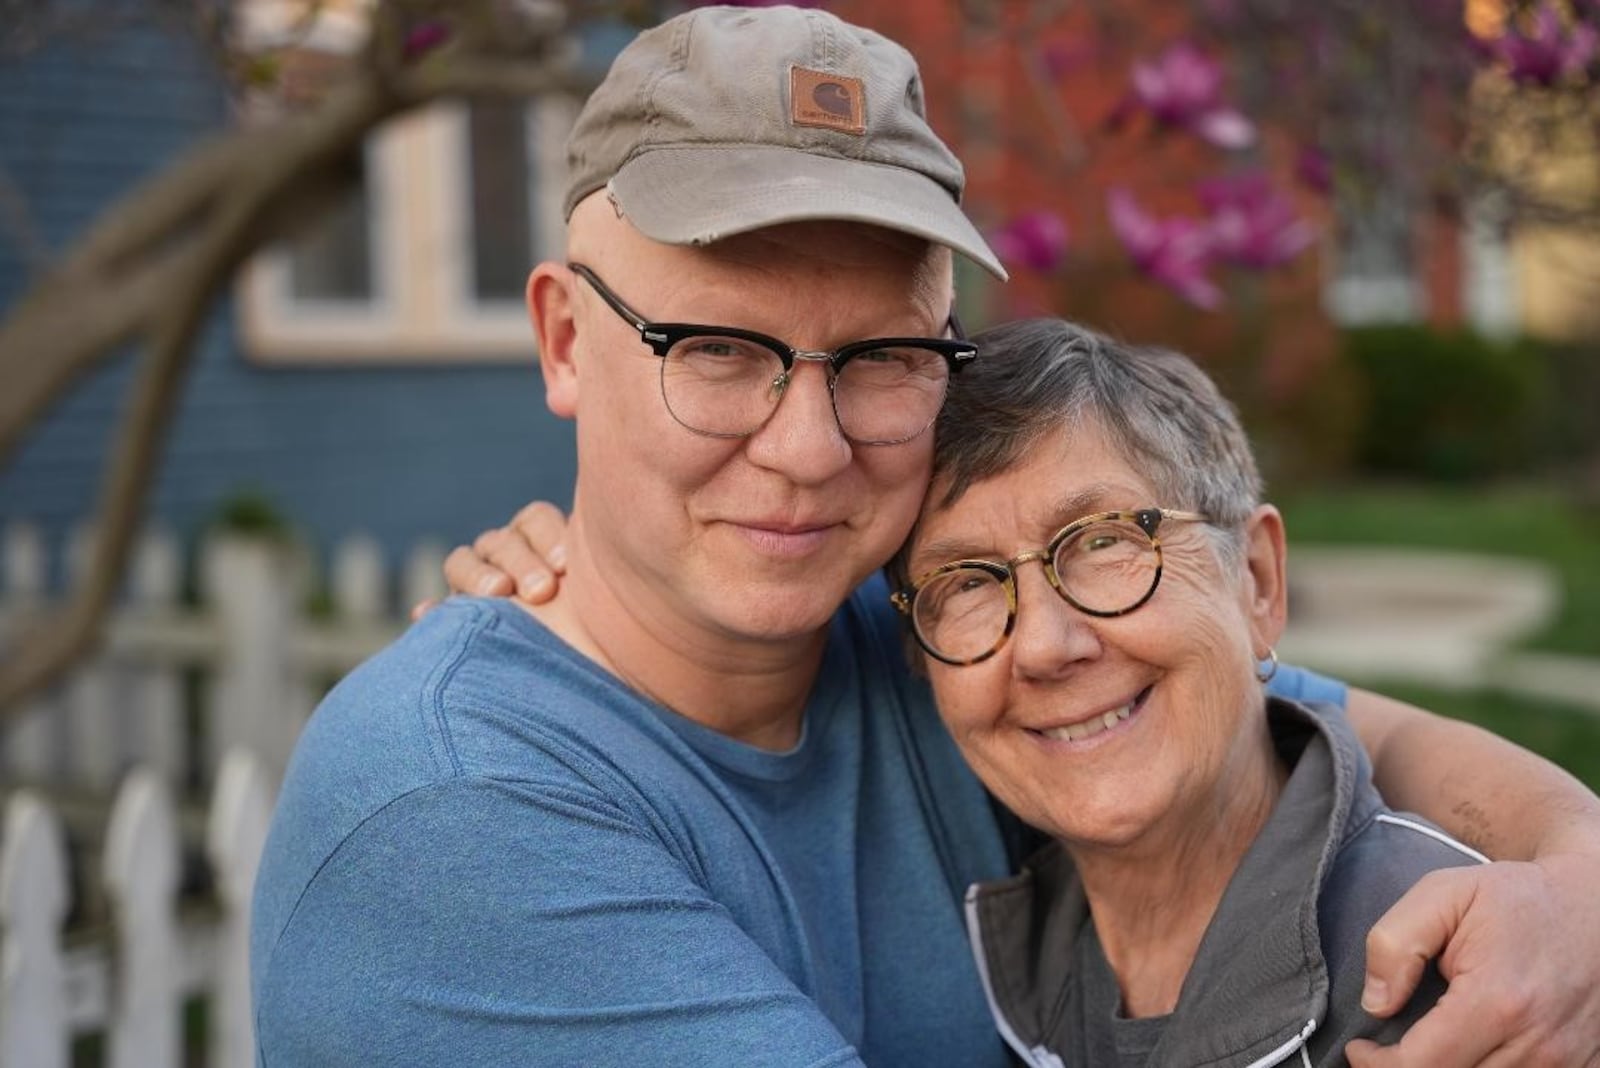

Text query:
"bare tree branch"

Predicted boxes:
[[0, 80, 385, 467], [0, 79, 403, 712], [0, 258, 186, 457], [4, 0, 1592, 716], [0, 264, 220, 712], [0, 1, 585, 716], [61, 134, 254, 277]]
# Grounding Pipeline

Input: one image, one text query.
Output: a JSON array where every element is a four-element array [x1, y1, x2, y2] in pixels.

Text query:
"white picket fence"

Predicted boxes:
[[0, 522, 448, 791], [1, 751, 270, 1068], [0, 521, 450, 1065]]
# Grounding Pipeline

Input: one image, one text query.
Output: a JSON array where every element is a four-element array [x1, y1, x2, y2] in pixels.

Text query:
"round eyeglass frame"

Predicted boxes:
[[890, 507, 1211, 666], [569, 262, 977, 445]]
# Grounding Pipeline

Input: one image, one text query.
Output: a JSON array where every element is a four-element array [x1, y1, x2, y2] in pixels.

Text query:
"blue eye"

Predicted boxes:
[[685, 338, 750, 358]]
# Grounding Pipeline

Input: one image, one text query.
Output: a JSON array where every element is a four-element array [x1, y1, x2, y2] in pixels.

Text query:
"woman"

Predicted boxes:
[[890, 318, 1486, 1067]]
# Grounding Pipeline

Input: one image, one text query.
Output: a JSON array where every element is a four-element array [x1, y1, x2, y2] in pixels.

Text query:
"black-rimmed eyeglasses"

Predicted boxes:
[[569, 262, 977, 446], [891, 508, 1211, 666]]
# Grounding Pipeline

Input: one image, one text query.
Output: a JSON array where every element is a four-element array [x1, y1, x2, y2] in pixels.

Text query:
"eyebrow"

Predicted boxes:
[[908, 482, 1137, 571], [1045, 483, 1125, 523]]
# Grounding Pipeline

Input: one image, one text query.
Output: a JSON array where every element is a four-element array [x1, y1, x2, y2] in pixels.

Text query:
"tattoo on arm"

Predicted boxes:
[[1451, 798, 1498, 858]]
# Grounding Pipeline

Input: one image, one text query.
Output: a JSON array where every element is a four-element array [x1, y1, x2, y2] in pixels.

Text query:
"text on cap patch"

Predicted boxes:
[[790, 67, 866, 135]]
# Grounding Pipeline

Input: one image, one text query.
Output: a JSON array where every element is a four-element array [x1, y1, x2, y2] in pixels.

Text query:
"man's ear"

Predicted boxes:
[[528, 262, 579, 418], [1242, 504, 1289, 655]]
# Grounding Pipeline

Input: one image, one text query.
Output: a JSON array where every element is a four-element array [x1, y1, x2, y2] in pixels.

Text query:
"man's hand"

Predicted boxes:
[[1348, 851, 1600, 1067], [411, 501, 570, 619]]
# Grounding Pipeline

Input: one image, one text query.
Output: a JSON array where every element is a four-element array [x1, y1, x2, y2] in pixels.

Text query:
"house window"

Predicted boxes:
[[286, 156, 374, 303], [239, 92, 576, 364], [1324, 190, 1423, 326], [1462, 196, 1518, 338], [468, 98, 539, 305]]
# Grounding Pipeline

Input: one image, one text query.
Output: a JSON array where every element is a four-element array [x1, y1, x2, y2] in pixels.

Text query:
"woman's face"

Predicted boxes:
[[906, 422, 1286, 852]]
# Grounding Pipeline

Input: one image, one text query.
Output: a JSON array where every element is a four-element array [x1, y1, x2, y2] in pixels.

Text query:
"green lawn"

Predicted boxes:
[[1274, 482, 1600, 789], [1359, 681, 1600, 792], [1277, 483, 1600, 658]]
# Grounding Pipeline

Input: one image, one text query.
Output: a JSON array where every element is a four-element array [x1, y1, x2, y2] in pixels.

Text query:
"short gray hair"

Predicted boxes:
[[909, 317, 1262, 567]]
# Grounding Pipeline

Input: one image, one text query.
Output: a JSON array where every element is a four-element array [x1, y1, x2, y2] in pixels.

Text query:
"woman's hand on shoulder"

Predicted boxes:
[[412, 501, 570, 619]]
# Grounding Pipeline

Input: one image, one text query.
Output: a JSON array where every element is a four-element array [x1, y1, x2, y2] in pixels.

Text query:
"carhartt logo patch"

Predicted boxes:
[[790, 66, 865, 135]]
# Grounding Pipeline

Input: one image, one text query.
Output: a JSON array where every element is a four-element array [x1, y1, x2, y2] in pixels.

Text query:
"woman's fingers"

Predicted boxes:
[[433, 502, 572, 606]]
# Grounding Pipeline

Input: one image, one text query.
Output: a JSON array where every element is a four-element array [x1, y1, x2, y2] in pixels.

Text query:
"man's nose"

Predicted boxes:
[[743, 358, 852, 483]]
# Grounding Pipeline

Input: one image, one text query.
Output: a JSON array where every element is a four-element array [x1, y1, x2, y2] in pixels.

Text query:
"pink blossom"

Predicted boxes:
[[1198, 172, 1318, 269], [1106, 188, 1222, 309], [1122, 42, 1256, 150], [402, 21, 450, 61], [1294, 145, 1333, 196], [989, 211, 1071, 273], [1492, 3, 1599, 86]]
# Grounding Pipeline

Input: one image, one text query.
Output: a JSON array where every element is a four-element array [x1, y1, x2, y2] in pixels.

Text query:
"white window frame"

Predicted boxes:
[[1324, 272, 1423, 327], [1323, 203, 1424, 327], [1461, 195, 1519, 339], [238, 94, 575, 364]]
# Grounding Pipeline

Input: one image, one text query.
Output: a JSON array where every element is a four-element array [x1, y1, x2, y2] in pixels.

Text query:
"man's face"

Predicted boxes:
[[549, 198, 951, 649]]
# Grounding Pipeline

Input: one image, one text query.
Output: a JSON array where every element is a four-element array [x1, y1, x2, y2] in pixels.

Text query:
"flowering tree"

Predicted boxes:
[[0, 0, 590, 712], [1, 0, 1598, 712], [908, 0, 1600, 309]]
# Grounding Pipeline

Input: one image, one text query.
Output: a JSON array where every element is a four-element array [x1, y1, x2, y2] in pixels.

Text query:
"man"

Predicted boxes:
[[252, 7, 1600, 1066]]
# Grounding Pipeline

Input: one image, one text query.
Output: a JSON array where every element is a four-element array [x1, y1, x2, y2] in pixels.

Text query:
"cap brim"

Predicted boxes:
[[608, 145, 1008, 281]]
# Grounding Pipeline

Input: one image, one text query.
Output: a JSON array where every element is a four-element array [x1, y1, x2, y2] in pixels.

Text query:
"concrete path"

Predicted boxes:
[[1280, 546, 1600, 715], [1495, 651, 1600, 715]]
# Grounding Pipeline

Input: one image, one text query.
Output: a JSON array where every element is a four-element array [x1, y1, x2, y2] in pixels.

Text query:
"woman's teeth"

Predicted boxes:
[[1041, 703, 1133, 743]]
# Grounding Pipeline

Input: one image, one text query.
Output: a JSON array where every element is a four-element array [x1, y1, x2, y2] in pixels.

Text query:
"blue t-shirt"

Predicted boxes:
[[250, 576, 1346, 1067]]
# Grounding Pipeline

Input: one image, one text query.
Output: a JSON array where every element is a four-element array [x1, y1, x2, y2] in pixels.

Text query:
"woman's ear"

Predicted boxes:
[[528, 262, 579, 418], [1242, 504, 1289, 655]]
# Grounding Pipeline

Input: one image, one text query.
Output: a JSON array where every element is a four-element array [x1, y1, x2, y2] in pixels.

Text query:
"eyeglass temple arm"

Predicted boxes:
[[569, 263, 649, 332], [947, 308, 968, 342], [1141, 508, 1210, 536]]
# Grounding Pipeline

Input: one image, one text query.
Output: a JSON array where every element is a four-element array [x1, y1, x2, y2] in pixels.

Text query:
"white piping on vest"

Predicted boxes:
[[1242, 1018, 1319, 1068], [1373, 814, 1491, 864], [965, 884, 1318, 1068], [963, 885, 1066, 1068]]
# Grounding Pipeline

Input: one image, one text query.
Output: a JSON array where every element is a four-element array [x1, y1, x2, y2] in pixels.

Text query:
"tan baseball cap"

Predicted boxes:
[[564, 4, 1007, 280]]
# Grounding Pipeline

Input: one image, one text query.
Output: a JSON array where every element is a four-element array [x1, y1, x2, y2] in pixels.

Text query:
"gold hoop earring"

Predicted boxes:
[[1256, 647, 1279, 684]]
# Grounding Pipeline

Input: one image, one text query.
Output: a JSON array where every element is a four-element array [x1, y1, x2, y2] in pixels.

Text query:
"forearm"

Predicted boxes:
[[1349, 686, 1600, 860]]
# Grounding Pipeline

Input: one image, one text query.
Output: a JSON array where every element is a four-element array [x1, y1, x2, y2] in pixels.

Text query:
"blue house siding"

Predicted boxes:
[[1, 20, 582, 580]]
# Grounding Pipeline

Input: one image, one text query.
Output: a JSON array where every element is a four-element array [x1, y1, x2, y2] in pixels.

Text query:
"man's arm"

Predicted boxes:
[[1345, 687, 1600, 1067]]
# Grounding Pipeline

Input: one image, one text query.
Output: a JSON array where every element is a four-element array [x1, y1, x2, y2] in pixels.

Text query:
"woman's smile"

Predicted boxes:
[[1028, 684, 1152, 746]]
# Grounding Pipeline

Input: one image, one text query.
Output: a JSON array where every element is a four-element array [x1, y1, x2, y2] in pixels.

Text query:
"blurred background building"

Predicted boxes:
[[4, 0, 1597, 566], [1, 2, 1597, 1062]]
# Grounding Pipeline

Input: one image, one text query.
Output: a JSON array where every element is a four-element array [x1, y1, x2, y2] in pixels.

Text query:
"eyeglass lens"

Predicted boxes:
[[911, 517, 1161, 663], [659, 334, 951, 444]]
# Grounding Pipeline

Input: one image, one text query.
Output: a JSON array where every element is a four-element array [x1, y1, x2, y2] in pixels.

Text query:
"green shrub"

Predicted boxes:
[[1342, 325, 1554, 482], [208, 489, 294, 541], [1534, 340, 1600, 472]]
